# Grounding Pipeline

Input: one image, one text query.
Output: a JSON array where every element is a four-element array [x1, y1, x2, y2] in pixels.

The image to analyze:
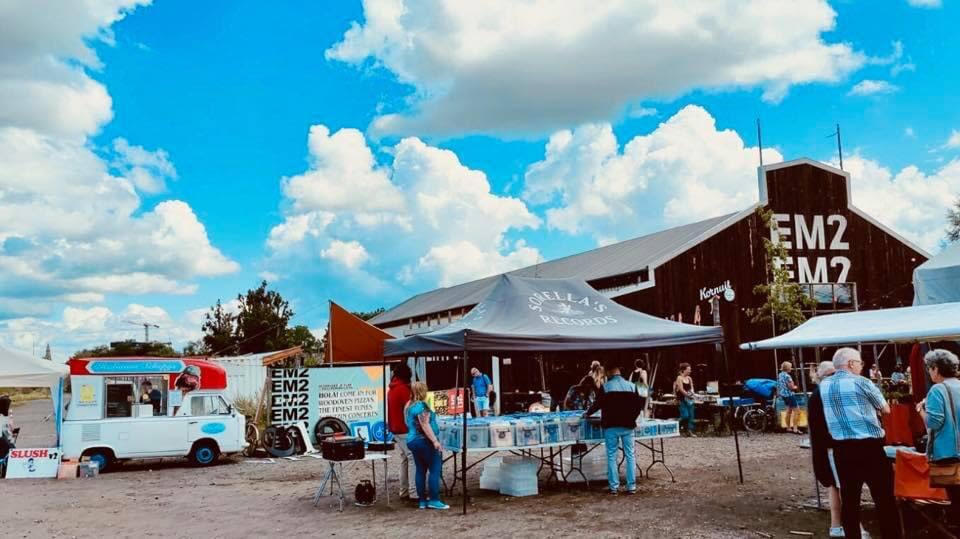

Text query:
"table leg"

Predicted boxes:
[[384, 458, 389, 506]]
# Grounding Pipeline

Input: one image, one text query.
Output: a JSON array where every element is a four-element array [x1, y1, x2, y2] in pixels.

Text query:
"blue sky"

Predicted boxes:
[[1, 0, 958, 359]]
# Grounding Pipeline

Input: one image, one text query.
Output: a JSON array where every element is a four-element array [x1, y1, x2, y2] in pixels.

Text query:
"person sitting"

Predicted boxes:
[[1, 394, 14, 445], [889, 366, 907, 385]]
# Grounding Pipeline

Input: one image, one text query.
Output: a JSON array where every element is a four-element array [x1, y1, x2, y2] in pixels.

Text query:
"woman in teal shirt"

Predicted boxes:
[[405, 381, 448, 510], [918, 349, 960, 526]]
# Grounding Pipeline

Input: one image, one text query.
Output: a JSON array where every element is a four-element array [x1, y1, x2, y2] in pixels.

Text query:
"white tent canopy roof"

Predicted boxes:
[[0, 345, 68, 387], [739, 302, 960, 350], [914, 241, 960, 305]]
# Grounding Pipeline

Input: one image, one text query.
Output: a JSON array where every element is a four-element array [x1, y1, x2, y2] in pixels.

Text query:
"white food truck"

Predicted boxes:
[[61, 357, 246, 471]]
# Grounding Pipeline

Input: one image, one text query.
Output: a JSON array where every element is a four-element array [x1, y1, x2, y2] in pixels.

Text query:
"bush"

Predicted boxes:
[[0, 387, 51, 404], [233, 393, 268, 431]]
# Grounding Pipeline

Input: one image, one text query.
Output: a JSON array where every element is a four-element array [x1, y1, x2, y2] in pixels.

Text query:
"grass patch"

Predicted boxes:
[[233, 393, 268, 432], [0, 387, 51, 404]]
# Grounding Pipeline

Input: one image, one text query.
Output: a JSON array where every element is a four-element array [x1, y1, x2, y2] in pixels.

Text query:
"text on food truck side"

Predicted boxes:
[[770, 213, 852, 284]]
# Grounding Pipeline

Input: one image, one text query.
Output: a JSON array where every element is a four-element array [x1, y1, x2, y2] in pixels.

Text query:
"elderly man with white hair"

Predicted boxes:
[[819, 347, 900, 539]]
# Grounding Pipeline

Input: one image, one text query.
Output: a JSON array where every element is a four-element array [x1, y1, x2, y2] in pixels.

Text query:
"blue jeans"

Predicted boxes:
[[603, 427, 635, 492], [407, 437, 442, 502], [679, 399, 695, 432]]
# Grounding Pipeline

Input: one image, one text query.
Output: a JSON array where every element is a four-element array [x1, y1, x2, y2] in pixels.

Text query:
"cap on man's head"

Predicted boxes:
[[832, 347, 861, 368]]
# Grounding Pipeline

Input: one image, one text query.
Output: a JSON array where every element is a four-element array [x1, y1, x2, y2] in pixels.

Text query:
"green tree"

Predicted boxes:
[[749, 208, 816, 333], [352, 307, 385, 321], [233, 280, 294, 354], [201, 299, 237, 355], [285, 325, 320, 356], [74, 340, 178, 358], [947, 198, 960, 243], [182, 340, 204, 356]]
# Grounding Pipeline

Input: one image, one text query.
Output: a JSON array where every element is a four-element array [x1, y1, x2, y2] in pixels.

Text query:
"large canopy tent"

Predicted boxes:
[[385, 274, 724, 355], [0, 345, 68, 444], [914, 241, 960, 306], [738, 302, 960, 350], [384, 274, 735, 513]]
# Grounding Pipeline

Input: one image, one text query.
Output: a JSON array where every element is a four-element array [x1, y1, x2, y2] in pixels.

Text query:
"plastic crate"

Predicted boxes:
[[515, 419, 542, 446], [540, 417, 563, 444], [561, 417, 584, 441], [635, 421, 659, 438], [583, 417, 604, 441], [657, 420, 679, 437], [466, 422, 490, 449], [489, 421, 516, 448]]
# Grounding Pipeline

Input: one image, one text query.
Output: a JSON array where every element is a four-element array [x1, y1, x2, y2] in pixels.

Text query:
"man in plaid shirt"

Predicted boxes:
[[819, 347, 899, 539]]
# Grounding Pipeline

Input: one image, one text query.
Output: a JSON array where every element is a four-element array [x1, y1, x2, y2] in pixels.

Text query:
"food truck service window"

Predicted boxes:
[[105, 380, 135, 418]]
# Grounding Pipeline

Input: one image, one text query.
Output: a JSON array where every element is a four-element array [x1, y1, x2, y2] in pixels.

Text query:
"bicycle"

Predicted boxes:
[[740, 401, 775, 433]]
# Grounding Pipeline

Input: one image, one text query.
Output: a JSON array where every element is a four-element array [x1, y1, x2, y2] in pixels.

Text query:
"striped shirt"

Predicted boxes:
[[819, 370, 886, 441], [777, 371, 795, 397]]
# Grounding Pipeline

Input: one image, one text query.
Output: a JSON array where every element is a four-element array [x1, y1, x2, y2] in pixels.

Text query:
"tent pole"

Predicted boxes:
[[722, 345, 744, 484], [461, 344, 469, 515]]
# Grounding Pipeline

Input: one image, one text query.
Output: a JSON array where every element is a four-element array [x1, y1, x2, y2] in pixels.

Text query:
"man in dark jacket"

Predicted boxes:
[[585, 364, 642, 494]]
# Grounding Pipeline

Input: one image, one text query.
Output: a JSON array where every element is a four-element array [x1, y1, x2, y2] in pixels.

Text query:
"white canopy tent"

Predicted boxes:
[[739, 302, 960, 350], [0, 345, 67, 389], [914, 241, 960, 305], [0, 345, 68, 444]]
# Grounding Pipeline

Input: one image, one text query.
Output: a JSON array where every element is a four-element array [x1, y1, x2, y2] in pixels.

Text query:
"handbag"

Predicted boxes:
[[929, 382, 960, 487]]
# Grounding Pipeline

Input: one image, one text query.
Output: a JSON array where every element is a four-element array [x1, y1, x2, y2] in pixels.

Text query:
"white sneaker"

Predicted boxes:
[[861, 528, 871, 539], [829, 526, 844, 537]]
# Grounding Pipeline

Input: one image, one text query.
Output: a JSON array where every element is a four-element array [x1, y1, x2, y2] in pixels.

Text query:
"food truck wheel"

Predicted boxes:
[[190, 441, 220, 466], [83, 448, 115, 473]]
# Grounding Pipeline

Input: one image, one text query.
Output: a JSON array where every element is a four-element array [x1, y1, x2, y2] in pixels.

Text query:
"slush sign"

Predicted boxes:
[[770, 213, 852, 283]]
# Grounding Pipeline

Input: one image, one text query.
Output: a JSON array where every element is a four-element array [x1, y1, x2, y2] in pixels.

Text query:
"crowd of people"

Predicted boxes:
[[807, 347, 960, 538], [384, 347, 960, 534]]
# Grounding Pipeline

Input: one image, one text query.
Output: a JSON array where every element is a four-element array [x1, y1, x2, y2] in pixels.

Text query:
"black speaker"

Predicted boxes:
[[355, 479, 376, 506]]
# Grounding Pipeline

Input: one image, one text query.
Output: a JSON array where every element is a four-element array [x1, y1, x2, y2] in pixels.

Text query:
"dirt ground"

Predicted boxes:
[[0, 401, 921, 538]]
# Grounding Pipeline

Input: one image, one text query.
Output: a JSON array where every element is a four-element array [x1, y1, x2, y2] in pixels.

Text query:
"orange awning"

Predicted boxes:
[[328, 301, 395, 364]]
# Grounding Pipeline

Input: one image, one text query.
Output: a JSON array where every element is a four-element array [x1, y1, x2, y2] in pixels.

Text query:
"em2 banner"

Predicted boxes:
[[269, 366, 388, 442]]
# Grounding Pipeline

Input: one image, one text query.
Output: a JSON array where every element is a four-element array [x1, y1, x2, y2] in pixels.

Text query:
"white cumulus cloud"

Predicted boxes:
[[523, 105, 783, 242], [267, 125, 541, 289], [844, 156, 960, 252], [0, 1, 238, 319], [321, 240, 371, 269], [329, 0, 866, 136], [848, 79, 899, 96], [907, 0, 941, 8]]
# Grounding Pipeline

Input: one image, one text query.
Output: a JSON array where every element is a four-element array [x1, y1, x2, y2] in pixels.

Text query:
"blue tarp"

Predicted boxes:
[[384, 274, 724, 355]]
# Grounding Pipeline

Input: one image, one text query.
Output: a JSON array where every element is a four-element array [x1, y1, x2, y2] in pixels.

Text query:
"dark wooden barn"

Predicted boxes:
[[371, 159, 928, 398]]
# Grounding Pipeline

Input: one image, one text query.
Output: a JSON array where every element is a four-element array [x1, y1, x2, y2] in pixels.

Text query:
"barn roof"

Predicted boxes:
[[371, 210, 746, 326]]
